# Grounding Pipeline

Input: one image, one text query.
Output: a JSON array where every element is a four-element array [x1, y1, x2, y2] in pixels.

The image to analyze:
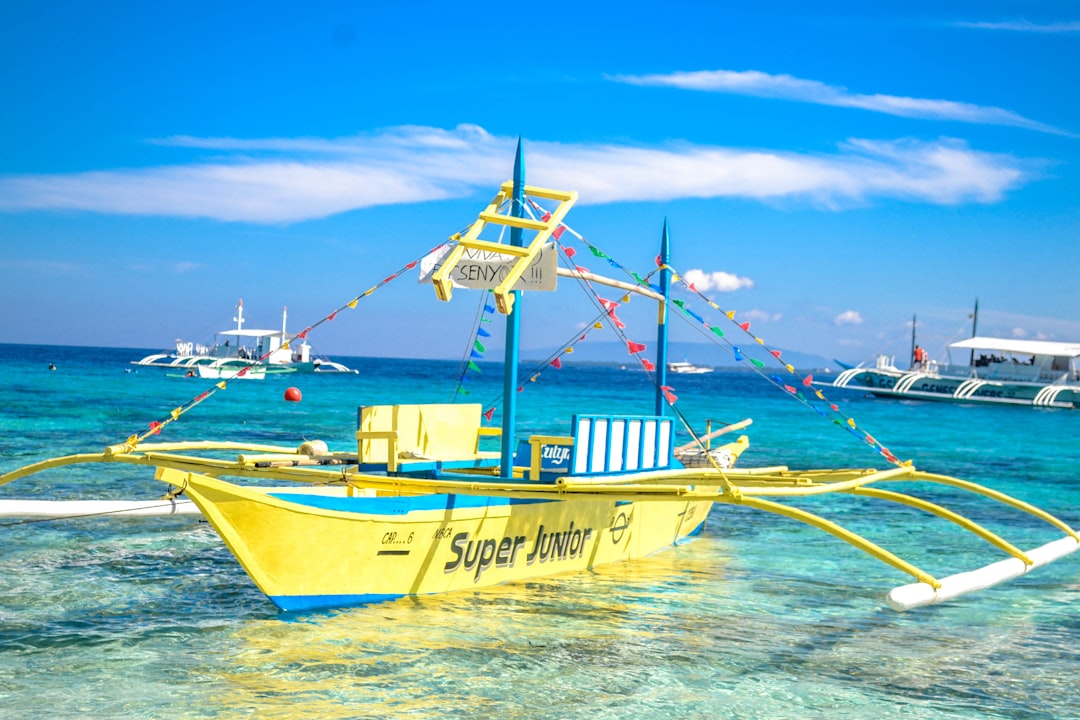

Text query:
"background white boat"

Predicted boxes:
[[829, 336, 1080, 408], [133, 300, 356, 374], [668, 360, 713, 374]]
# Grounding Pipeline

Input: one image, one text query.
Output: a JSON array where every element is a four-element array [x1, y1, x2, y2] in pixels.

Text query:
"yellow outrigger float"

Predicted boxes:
[[2, 144, 1077, 612]]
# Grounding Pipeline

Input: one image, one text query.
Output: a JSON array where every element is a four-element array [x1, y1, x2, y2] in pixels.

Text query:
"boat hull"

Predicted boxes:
[[830, 368, 1079, 408], [165, 470, 713, 612]]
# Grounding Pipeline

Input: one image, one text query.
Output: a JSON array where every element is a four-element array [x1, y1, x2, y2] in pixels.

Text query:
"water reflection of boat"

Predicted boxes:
[[133, 300, 356, 375]]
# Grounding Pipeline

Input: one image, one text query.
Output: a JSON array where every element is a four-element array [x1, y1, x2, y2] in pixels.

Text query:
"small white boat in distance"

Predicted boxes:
[[830, 336, 1080, 408], [134, 300, 356, 375], [668, 361, 713, 374]]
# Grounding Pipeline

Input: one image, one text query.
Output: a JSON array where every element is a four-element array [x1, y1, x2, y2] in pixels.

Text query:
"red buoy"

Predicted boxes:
[[284, 387, 302, 402]]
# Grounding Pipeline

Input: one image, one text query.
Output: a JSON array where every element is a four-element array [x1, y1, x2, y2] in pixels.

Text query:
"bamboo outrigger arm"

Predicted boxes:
[[2, 446, 1078, 611]]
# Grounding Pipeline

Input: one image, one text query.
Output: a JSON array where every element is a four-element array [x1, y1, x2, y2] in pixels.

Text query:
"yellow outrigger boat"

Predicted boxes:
[[2, 144, 1077, 612]]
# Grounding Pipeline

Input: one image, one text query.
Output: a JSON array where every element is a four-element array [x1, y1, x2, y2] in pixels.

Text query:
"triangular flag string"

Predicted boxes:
[[656, 258, 904, 466], [124, 242, 450, 449], [546, 218, 903, 468], [452, 291, 496, 403]]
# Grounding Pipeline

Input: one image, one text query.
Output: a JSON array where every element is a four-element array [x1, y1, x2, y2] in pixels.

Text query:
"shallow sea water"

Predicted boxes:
[[1, 344, 1078, 719]]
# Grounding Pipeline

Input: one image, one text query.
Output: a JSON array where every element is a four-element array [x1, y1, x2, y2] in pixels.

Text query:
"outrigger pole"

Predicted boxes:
[[500, 138, 526, 476], [655, 219, 671, 416]]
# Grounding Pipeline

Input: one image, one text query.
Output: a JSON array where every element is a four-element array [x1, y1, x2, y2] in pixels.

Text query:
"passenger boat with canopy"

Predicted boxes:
[[830, 335, 1080, 408], [132, 300, 356, 377], [2, 143, 1077, 613]]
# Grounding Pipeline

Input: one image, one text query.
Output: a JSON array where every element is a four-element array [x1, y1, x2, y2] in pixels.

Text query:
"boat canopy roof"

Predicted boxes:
[[215, 328, 289, 338], [949, 336, 1080, 358]]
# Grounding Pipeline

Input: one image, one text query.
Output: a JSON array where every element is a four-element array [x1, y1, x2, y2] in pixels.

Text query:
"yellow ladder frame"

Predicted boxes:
[[431, 182, 578, 314]]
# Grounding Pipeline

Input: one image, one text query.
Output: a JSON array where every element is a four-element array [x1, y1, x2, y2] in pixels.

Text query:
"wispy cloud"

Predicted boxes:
[[0, 258, 85, 275], [740, 309, 782, 323], [128, 261, 203, 274], [0, 125, 1032, 224], [612, 69, 1065, 135], [835, 310, 864, 326], [955, 20, 1080, 33], [682, 268, 754, 292]]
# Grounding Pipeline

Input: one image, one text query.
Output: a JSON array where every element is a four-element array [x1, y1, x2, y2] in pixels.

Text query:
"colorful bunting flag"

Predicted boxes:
[[627, 341, 647, 354], [660, 386, 678, 404], [484, 408, 495, 421], [551, 357, 563, 369]]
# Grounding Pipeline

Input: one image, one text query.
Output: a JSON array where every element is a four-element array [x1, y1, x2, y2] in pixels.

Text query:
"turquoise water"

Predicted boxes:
[[2, 343, 1079, 719]]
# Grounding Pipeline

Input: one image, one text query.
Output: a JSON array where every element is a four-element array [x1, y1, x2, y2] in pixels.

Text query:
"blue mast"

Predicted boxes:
[[500, 139, 526, 476], [655, 219, 671, 416]]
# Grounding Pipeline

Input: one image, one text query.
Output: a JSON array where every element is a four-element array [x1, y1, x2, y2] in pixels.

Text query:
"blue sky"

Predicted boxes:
[[1, 1, 1078, 366]]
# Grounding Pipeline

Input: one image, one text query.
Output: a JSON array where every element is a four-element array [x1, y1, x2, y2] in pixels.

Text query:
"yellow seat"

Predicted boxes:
[[356, 403, 500, 473]]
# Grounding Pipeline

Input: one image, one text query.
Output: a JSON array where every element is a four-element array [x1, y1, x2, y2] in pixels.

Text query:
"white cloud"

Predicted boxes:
[[1011, 327, 1028, 338], [0, 125, 1032, 224], [613, 69, 1064, 135], [682, 268, 754, 292], [835, 310, 864, 326], [956, 20, 1080, 33], [740, 308, 781, 323]]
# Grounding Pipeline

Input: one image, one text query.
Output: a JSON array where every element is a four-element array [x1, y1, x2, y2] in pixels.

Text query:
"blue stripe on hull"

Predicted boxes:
[[270, 592, 405, 612], [267, 492, 548, 515]]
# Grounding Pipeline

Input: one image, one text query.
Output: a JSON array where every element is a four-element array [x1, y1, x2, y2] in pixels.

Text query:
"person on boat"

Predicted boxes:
[[912, 345, 927, 370]]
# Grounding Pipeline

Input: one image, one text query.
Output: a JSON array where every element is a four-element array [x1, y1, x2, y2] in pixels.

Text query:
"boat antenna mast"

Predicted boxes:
[[233, 298, 245, 332], [969, 298, 979, 366], [655, 219, 671, 415], [500, 138, 526, 476], [910, 313, 917, 370]]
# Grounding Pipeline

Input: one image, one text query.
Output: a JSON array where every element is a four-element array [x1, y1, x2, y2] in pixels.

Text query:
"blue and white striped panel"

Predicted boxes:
[[571, 415, 673, 475]]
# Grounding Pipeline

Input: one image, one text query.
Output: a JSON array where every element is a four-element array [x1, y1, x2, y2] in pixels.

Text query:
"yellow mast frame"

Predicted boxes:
[[431, 182, 578, 314]]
